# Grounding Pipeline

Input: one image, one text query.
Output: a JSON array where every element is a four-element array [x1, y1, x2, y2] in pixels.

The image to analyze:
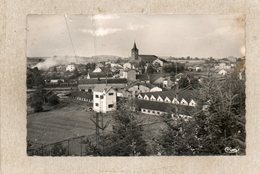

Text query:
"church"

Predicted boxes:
[[129, 42, 158, 64]]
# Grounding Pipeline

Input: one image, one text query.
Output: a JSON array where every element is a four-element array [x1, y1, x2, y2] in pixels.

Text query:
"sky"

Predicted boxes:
[[27, 14, 245, 58]]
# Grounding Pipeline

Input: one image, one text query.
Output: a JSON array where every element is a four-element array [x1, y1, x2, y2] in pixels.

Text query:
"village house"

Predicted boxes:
[[136, 74, 150, 83], [56, 65, 67, 72], [121, 69, 136, 81], [93, 67, 102, 73], [126, 82, 163, 96], [70, 91, 93, 103], [214, 61, 231, 70], [46, 79, 65, 84], [78, 78, 127, 92], [123, 62, 132, 70], [93, 85, 117, 113], [152, 58, 170, 67], [150, 75, 174, 89], [218, 69, 228, 76], [66, 64, 76, 72], [86, 72, 113, 79], [92, 66, 111, 73], [96, 62, 105, 68]]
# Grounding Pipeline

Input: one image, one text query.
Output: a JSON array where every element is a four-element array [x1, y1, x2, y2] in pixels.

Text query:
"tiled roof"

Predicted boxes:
[[139, 55, 158, 62], [136, 74, 150, 81], [78, 78, 127, 84], [88, 72, 113, 78], [126, 82, 156, 90], [70, 91, 93, 100], [156, 58, 169, 63], [93, 85, 113, 93], [135, 99, 196, 115], [100, 67, 112, 73], [149, 73, 171, 83]]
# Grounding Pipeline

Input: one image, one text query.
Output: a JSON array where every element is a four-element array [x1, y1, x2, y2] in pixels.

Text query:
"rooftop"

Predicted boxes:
[[70, 91, 93, 99], [139, 89, 199, 103], [135, 99, 197, 115], [78, 78, 127, 85], [93, 85, 113, 93]]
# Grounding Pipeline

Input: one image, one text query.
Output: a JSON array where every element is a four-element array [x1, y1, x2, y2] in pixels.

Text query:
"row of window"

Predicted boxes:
[[141, 109, 165, 115], [137, 94, 196, 107], [141, 108, 191, 120], [95, 103, 114, 108], [72, 96, 93, 102], [95, 93, 114, 99]]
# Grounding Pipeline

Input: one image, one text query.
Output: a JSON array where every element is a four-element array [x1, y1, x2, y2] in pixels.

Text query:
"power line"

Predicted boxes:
[[64, 14, 77, 62]]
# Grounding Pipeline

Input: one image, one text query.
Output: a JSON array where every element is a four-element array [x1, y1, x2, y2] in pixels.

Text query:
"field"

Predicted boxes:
[[27, 99, 165, 154]]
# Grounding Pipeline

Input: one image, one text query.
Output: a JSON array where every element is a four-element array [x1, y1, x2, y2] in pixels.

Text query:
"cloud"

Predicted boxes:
[[81, 27, 122, 36], [79, 24, 145, 37]]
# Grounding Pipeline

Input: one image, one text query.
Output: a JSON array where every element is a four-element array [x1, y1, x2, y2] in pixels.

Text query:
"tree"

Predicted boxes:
[[157, 75, 245, 155], [86, 63, 96, 71], [47, 94, 59, 106], [102, 100, 147, 156], [50, 143, 67, 156], [146, 64, 155, 74], [27, 67, 45, 88], [31, 87, 44, 112], [178, 77, 190, 88], [163, 63, 184, 74]]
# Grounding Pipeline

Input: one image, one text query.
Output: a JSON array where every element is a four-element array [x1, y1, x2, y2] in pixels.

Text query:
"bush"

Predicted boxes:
[[47, 94, 59, 106]]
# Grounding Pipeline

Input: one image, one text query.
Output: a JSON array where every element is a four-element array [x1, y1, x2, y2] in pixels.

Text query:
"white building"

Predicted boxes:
[[93, 85, 117, 113], [218, 69, 228, 76], [152, 58, 169, 67], [66, 64, 76, 72], [122, 69, 136, 81], [123, 62, 132, 70], [93, 67, 102, 73]]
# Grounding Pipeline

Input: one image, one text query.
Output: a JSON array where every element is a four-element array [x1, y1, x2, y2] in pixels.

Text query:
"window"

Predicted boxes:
[[108, 93, 114, 96], [147, 110, 150, 113], [157, 112, 160, 114], [95, 95, 99, 98], [100, 95, 104, 99], [152, 111, 155, 114], [95, 103, 99, 107], [142, 109, 146, 112], [108, 104, 114, 108]]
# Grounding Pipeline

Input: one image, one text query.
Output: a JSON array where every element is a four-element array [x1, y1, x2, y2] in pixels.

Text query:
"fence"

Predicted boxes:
[[27, 134, 97, 156]]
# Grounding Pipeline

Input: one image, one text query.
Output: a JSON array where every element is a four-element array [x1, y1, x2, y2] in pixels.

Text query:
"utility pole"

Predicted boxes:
[[95, 112, 99, 148], [175, 61, 178, 118]]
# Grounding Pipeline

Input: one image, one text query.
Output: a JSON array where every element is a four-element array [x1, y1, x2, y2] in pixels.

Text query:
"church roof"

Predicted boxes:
[[138, 55, 158, 62], [132, 42, 138, 50]]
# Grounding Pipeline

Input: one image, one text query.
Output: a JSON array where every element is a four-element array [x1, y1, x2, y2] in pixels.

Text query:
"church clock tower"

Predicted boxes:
[[131, 42, 139, 60]]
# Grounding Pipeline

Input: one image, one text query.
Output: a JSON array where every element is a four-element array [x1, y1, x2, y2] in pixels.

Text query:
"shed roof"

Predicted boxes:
[[139, 89, 199, 103], [70, 91, 93, 100], [135, 99, 196, 115]]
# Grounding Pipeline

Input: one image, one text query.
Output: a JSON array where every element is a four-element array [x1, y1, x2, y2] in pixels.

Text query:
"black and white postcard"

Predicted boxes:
[[26, 14, 246, 156]]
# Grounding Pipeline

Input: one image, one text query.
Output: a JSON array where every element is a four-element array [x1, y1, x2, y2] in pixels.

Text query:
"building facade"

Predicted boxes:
[[93, 86, 117, 113]]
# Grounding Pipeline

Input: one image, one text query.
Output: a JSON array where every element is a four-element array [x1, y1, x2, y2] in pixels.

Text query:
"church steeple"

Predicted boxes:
[[133, 42, 137, 49], [131, 42, 139, 60]]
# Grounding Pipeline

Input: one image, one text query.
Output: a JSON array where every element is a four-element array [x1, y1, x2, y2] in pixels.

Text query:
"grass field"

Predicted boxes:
[[27, 100, 112, 144], [27, 99, 166, 155]]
